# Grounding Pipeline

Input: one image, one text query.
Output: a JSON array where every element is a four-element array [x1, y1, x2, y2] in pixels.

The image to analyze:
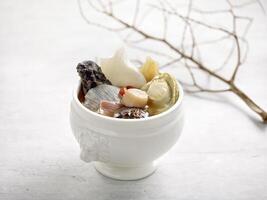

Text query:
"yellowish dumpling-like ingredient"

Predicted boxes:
[[141, 73, 178, 115], [139, 57, 159, 82]]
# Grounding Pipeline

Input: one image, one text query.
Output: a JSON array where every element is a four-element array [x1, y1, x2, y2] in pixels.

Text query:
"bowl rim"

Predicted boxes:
[[73, 79, 184, 122]]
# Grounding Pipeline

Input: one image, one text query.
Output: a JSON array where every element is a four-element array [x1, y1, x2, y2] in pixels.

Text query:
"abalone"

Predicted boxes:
[[141, 73, 179, 115]]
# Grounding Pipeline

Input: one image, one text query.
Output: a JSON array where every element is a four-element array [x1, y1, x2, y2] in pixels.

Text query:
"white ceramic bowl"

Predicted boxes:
[[70, 81, 184, 180]]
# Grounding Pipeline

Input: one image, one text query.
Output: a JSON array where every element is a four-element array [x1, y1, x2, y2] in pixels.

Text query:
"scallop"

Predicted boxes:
[[121, 88, 148, 108]]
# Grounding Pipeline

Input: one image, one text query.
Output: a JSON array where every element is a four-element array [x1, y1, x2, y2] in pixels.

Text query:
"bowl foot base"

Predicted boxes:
[[93, 161, 157, 180]]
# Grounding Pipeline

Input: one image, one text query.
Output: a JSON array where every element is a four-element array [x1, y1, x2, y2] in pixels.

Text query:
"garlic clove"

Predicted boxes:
[[121, 88, 148, 108]]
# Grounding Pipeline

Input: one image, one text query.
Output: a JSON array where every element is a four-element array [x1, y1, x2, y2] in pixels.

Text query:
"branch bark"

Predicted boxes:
[[230, 84, 267, 123]]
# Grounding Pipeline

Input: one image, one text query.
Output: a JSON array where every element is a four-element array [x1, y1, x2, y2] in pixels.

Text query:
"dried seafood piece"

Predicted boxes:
[[99, 100, 123, 117], [77, 60, 111, 94], [83, 84, 120, 112], [114, 107, 149, 119]]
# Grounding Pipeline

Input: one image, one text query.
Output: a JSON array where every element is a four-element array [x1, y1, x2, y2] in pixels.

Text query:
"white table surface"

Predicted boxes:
[[0, 0, 267, 200]]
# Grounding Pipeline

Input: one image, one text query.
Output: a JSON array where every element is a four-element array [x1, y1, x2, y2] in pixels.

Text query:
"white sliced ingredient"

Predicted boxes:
[[100, 48, 146, 88]]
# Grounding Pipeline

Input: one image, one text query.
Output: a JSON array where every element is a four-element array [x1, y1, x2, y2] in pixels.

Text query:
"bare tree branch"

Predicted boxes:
[[79, 0, 267, 123]]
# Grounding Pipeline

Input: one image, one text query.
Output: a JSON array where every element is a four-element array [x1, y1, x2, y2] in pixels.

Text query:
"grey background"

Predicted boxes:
[[0, 0, 267, 199]]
